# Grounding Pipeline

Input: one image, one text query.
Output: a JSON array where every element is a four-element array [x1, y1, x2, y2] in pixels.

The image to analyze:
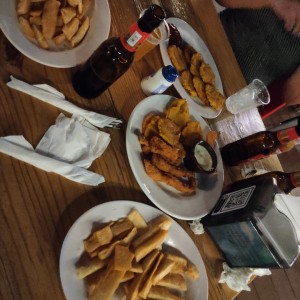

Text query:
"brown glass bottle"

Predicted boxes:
[[221, 125, 300, 166], [72, 5, 165, 99], [231, 171, 300, 194]]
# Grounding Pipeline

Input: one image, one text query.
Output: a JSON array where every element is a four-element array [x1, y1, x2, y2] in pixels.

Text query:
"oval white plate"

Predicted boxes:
[[0, 0, 111, 68], [126, 94, 224, 220], [160, 17, 224, 119], [59, 200, 208, 300]]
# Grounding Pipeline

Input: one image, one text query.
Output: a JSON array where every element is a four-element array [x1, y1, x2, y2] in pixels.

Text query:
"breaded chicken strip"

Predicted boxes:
[[144, 159, 196, 193]]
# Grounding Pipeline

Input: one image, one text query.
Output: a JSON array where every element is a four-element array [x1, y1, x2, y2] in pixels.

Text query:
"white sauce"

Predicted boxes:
[[194, 144, 213, 171]]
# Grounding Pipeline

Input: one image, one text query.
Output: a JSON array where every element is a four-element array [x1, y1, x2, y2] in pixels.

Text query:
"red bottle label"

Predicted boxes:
[[277, 127, 299, 144], [120, 22, 149, 52]]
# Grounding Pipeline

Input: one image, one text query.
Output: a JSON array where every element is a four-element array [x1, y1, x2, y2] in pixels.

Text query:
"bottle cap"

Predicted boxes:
[[162, 65, 178, 83]]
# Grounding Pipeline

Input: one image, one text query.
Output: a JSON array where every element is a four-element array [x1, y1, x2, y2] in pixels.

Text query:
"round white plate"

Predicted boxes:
[[160, 17, 224, 119], [126, 95, 224, 220], [59, 200, 208, 300], [0, 0, 111, 68]]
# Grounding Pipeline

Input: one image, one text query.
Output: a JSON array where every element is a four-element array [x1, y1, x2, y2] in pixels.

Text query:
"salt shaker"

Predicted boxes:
[[141, 65, 178, 96]]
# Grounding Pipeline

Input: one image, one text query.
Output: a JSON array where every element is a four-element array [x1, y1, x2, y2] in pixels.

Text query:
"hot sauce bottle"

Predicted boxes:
[[72, 5, 166, 99], [221, 125, 300, 166]]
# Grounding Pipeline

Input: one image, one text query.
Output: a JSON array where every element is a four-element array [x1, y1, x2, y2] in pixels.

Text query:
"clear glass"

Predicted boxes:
[[225, 79, 270, 114]]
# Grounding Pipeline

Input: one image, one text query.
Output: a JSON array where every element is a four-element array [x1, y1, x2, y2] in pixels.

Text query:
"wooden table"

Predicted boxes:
[[0, 0, 283, 300]]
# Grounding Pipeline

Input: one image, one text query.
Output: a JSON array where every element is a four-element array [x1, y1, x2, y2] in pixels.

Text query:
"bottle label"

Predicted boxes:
[[277, 127, 299, 144], [120, 22, 149, 52], [152, 84, 169, 94], [212, 186, 256, 215]]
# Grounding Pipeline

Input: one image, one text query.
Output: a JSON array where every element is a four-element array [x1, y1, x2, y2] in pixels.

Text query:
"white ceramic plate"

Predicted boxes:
[[59, 200, 208, 300], [160, 17, 224, 119], [0, 0, 110, 68], [126, 95, 224, 220]]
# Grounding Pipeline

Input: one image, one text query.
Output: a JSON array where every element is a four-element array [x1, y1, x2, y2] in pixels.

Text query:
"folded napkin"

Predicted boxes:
[[7, 76, 122, 129], [0, 135, 104, 186]]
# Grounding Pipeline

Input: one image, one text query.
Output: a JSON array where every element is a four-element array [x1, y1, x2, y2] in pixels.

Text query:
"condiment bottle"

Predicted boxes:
[[141, 65, 178, 96], [232, 171, 300, 194], [72, 5, 166, 99], [221, 124, 300, 166]]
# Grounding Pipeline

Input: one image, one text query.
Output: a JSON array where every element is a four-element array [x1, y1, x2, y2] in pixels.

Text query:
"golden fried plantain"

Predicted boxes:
[[165, 98, 190, 129], [142, 114, 161, 139], [190, 53, 203, 77], [181, 121, 203, 148], [183, 44, 196, 66], [179, 71, 197, 97], [167, 45, 187, 73], [193, 76, 208, 105], [205, 84, 225, 111], [199, 62, 215, 85], [158, 118, 181, 146]]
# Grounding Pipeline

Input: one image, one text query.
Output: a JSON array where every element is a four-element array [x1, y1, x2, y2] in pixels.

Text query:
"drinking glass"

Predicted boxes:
[[225, 79, 270, 114]]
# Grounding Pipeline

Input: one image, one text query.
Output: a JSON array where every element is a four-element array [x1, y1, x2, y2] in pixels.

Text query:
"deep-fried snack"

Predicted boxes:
[[127, 209, 147, 229], [151, 154, 195, 178], [139, 135, 151, 155], [200, 62, 215, 85], [165, 98, 190, 129], [42, 0, 60, 39], [148, 136, 185, 166], [62, 17, 80, 40], [32, 24, 49, 48], [190, 52, 203, 77], [183, 44, 196, 66], [68, 0, 80, 7], [167, 45, 187, 73], [76, 257, 109, 279], [157, 118, 181, 146], [206, 130, 218, 147], [148, 286, 184, 300], [205, 84, 225, 111], [193, 76, 208, 105], [114, 245, 134, 271], [19, 16, 35, 39], [61, 7, 77, 24], [29, 16, 42, 26], [17, 0, 31, 15], [53, 33, 66, 45], [69, 16, 90, 47], [144, 159, 196, 193], [142, 114, 161, 140], [179, 70, 197, 97], [151, 257, 175, 285], [156, 273, 187, 291], [181, 121, 203, 148]]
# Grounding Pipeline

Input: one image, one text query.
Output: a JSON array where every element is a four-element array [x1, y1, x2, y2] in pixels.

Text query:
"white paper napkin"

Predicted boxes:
[[6, 76, 122, 129], [0, 136, 104, 186]]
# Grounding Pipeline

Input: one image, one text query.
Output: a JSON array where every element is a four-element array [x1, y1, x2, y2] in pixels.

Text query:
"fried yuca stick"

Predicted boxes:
[[17, 0, 31, 15], [32, 24, 48, 48], [42, 0, 61, 39], [69, 16, 89, 48], [19, 16, 35, 39]]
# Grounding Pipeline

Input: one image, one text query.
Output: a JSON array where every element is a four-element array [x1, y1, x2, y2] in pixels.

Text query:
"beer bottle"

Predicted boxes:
[[72, 5, 166, 99], [231, 171, 300, 194], [221, 125, 300, 166]]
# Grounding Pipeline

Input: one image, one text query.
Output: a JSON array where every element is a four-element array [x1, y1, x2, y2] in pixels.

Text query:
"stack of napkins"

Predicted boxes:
[[0, 76, 122, 186]]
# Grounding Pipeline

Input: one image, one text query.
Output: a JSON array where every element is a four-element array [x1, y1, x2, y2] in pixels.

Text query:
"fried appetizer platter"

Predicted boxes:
[[139, 98, 217, 194], [76, 208, 200, 300], [167, 25, 225, 111], [16, 0, 91, 50]]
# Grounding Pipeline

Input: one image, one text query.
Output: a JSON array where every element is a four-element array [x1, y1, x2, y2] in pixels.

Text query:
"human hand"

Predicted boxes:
[[270, 0, 300, 34], [283, 66, 300, 106]]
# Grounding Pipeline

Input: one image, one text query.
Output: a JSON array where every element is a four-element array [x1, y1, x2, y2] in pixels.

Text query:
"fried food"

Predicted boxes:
[[200, 62, 215, 85], [206, 130, 218, 147], [168, 45, 187, 73], [16, 0, 92, 50], [152, 154, 195, 178], [42, 0, 60, 39], [142, 114, 161, 140], [205, 84, 225, 111], [179, 70, 197, 97], [157, 118, 181, 146], [144, 159, 196, 193], [181, 121, 203, 148], [190, 52, 203, 77], [193, 76, 208, 105], [183, 44, 196, 65], [148, 136, 185, 166], [165, 98, 190, 129]]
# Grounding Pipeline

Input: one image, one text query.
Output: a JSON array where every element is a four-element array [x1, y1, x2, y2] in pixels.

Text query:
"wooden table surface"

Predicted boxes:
[[0, 0, 283, 300]]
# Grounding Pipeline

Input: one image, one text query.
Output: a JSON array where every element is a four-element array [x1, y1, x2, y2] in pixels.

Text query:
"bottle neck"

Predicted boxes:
[[276, 126, 300, 145], [290, 172, 300, 189], [120, 21, 150, 52]]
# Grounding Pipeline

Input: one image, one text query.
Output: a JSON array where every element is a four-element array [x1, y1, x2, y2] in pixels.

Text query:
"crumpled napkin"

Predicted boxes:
[[219, 262, 271, 292], [36, 113, 110, 168], [0, 135, 104, 186], [6, 75, 122, 129]]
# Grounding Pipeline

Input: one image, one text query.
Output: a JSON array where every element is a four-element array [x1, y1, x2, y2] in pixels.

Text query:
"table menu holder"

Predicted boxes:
[[202, 177, 299, 268]]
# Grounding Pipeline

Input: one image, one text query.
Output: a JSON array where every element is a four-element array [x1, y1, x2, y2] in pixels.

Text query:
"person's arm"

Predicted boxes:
[[283, 66, 300, 106], [216, 0, 300, 33]]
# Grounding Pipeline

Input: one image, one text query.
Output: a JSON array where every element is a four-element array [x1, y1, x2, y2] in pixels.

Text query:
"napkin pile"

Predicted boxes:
[[0, 76, 122, 186]]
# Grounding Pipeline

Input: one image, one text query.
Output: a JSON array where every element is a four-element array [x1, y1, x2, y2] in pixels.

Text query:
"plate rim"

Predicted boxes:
[[0, 0, 111, 68], [125, 94, 224, 220], [160, 17, 223, 119], [59, 200, 208, 300]]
